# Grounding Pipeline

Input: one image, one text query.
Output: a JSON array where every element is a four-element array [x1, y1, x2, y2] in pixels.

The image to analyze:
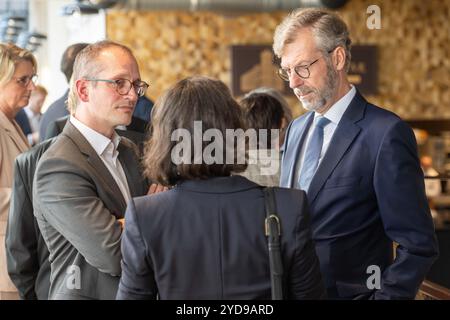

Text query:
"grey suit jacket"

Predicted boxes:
[[33, 121, 147, 300], [6, 138, 55, 300]]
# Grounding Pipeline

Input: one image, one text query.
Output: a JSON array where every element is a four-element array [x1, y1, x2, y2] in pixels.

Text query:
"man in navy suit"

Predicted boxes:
[[274, 8, 438, 299]]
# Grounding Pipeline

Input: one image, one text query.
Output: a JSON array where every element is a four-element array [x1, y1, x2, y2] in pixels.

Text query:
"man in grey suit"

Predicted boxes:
[[33, 40, 149, 300]]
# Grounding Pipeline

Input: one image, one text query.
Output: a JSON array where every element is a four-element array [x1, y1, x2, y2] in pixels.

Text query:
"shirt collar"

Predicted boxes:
[[314, 85, 356, 125], [69, 115, 121, 157]]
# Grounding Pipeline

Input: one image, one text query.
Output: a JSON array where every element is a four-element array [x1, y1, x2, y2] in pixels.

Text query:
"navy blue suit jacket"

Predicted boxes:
[[117, 176, 326, 300], [280, 91, 438, 299], [15, 108, 32, 136], [132, 95, 153, 122], [39, 91, 69, 142]]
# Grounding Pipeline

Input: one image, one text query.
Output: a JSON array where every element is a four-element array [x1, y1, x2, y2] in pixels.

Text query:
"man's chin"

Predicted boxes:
[[299, 96, 328, 113], [300, 100, 319, 112], [116, 114, 133, 127]]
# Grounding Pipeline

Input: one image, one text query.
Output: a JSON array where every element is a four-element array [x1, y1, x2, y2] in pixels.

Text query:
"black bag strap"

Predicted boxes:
[[263, 187, 283, 300]]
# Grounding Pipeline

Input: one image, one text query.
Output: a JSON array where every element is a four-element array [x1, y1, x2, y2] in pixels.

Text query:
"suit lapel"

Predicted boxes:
[[307, 91, 367, 204], [118, 140, 144, 197], [282, 112, 314, 188], [62, 121, 127, 212]]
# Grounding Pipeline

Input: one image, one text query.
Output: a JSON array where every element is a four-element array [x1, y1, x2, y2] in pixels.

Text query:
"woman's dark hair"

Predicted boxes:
[[143, 76, 247, 186], [240, 92, 285, 147]]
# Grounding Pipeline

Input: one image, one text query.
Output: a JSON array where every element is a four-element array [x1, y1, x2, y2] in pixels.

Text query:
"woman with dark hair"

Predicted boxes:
[[116, 76, 325, 300], [238, 89, 288, 186]]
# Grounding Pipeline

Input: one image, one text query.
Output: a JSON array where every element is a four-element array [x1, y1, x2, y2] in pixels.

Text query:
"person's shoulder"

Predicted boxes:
[[363, 101, 403, 126], [129, 191, 177, 227], [273, 186, 307, 203], [133, 189, 176, 209], [291, 111, 312, 126], [42, 93, 69, 119], [16, 138, 56, 168], [44, 98, 66, 113], [270, 187, 311, 231], [360, 102, 417, 141], [37, 134, 78, 168]]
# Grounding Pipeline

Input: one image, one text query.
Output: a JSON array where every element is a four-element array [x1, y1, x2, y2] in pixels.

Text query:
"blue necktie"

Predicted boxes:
[[298, 116, 330, 191]]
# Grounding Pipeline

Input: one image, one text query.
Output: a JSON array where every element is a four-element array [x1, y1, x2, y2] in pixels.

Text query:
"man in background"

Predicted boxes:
[[39, 43, 89, 142], [24, 85, 47, 145]]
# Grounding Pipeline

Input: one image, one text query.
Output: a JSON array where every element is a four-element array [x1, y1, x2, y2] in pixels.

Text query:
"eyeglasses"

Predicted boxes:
[[278, 49, 334, 81], [14, 74, 38, 87], [84, 78, 149, 97]]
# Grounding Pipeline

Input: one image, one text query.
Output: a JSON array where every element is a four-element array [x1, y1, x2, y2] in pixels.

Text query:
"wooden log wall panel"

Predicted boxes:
[[107, 0, 449, 120]]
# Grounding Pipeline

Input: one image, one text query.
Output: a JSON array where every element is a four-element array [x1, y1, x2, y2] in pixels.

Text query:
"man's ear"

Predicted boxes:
[[333, 46, 347, 71], [76, 79, 89, 102]]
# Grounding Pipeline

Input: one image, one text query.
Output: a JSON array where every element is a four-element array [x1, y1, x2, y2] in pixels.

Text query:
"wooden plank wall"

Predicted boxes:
[[106, 0, 449, 120]]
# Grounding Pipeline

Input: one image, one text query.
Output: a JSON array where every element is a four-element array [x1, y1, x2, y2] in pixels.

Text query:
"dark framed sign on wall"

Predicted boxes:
[[230, 45, 290, 97], [347, 45, 378, 95]]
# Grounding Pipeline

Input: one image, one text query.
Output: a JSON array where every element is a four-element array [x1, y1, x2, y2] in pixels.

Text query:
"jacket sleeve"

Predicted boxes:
[[33, 156, 123, 276], [116, 199, 157, 300], [288, 192, 327, 299], [373, 120, 439, 299], [5, 158, 38, 299], [44, 119, 62, 141]]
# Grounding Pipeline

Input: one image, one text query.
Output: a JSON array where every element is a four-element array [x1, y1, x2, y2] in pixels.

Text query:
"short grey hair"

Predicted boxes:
[[273, 8, 352, 72]]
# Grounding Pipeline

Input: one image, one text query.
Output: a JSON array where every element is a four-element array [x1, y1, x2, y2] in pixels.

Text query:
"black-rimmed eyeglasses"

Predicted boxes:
[[278, 49, 334, 81], [85, 78, 149, 97]]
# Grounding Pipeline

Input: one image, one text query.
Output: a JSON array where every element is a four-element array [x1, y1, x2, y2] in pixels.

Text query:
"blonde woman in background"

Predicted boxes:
[[0, 43, 37, 299]]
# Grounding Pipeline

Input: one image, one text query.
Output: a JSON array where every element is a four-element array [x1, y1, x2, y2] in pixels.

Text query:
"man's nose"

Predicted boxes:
[[126, 85, 138, 101], [289, 72, 305, 90]]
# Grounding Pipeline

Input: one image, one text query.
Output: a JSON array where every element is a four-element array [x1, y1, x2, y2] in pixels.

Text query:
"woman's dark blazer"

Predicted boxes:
[[116, 175, 326, 300]]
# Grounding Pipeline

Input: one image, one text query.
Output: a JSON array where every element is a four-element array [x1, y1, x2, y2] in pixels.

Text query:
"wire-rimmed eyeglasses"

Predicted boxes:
[[14, 74, 38, 87], [84, 78, 149, 97]]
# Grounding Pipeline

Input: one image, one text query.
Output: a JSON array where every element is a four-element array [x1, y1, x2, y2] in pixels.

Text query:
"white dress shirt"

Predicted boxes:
[[294, 86, 356, 185], [69, 116, 132, 203]]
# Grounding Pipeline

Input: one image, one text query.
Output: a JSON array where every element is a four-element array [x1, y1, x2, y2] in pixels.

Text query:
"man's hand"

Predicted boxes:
[[118, 218, 125, 229], [148, 183, 169, 195]]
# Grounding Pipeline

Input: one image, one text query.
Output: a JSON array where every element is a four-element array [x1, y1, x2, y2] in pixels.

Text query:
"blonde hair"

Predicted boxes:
[[67, 40, 135, 113], [273, 8, 352, 72], [0, 43, 37, 86], [33, 84, 48, 96]]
